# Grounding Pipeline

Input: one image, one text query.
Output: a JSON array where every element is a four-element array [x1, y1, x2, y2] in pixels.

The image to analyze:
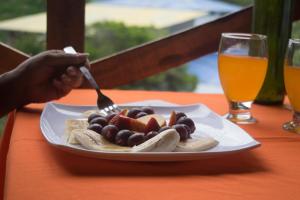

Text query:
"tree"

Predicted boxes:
[[221, 0, 253, 6], [0, 0, 46, 21], [86, 22, 198, 91]]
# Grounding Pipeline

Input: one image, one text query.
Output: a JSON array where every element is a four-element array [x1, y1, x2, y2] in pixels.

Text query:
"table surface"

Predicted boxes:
[[1, 89, 300, 200]]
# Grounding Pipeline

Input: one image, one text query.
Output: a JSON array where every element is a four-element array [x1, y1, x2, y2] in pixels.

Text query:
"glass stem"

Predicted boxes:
[[283, 111, 300, 134], [227, 101, 256, 124], [292, 111, 300, 125]]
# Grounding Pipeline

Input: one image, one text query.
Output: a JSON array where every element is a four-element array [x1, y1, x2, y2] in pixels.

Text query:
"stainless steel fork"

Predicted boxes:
[[63, 46, 121, 114]]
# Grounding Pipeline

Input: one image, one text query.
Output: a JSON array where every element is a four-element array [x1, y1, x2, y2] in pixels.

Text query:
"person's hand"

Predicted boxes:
[[12, 50, 89, 104]]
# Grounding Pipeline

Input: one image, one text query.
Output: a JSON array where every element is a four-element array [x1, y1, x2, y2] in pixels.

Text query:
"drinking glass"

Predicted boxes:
[[283, 39, 300, 133], [218, 33, 268, 124]]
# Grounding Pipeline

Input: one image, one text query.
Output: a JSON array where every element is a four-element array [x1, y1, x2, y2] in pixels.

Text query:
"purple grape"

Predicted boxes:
[[172, 124, 189, 141], [145, 131, 158, 140], [158, 126, 171, 133], [101, 125, 119, 143], [90, 117, 108, 127], [128, 133, 145, 147], [176, 117, 196, 133], [105, 113, 117, 123], [127, 108, 142, 118], [135, 112, 148, 118], [141, 107, 155, 114], [182, 124, 192, 135], [175, 112, 187, 121], [87, 124, 103, 134], [115, 130, 133, 146], [88, 113, 102, 123]]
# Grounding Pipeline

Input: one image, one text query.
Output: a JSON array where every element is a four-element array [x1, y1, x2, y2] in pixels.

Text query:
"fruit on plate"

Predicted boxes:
[[66, 106, 218, 152], [109, 114, 146, 132], [101, 125, 119, 143], [127, 133, 145, 147], [126, 107, 154, 119], [86, 108, 196, 146], [72, 128, 181, 152], [168, 111, 177, 126], [131, 129, 180, 152], [172, 124, 189, 141], [144, 117, 161, 133], [176, 117, 195, 133], [137, 114, 167, 127], [175, 137, 219, 152], [72, 129, 131, 152], [71, 128, 218, 152], [115, 130, 134, 146], [87, 124, 103, 134]]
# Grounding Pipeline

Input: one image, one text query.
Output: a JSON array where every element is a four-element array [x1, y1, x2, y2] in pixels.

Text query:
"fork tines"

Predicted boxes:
[[101, 104, 121, 114]]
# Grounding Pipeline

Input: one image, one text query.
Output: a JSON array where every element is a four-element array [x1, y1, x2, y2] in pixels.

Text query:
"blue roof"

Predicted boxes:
[[98, 0, 241, 13]]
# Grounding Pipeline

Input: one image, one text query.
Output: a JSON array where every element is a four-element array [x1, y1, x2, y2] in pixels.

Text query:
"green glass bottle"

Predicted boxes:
[[253, 0, 294, 105]]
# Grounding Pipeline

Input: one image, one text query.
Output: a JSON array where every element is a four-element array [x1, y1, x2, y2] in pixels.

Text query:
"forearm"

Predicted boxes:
[[0, 70, 27, 117]]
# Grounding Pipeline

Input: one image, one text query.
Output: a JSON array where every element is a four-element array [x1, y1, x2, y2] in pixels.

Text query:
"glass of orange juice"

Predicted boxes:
[[218, 33, 268, 124], [283, 39, 300, 133]]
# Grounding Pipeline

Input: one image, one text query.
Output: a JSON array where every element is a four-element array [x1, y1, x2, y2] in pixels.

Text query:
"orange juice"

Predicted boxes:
[[218, 54, 268, 102], [284, 65, 300, 112]]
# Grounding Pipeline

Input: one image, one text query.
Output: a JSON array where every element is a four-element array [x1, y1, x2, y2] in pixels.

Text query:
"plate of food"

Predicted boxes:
[[40, 100, 260, 162]]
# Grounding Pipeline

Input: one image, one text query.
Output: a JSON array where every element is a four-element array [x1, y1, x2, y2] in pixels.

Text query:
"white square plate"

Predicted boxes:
[[40, 100, 260, 162]]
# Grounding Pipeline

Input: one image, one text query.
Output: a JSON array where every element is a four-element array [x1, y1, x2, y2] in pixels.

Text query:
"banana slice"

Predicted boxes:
[[72, 129, 131, 152], [65, 119, 89, 144], [73, 129, 101, 148], [132, 129, 180, 152], [175, 137, 218, 152]]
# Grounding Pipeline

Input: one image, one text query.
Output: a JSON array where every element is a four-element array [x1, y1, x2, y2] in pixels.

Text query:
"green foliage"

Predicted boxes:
[[86, 22, 164, 60], [0, 116, 6, 135], [0, 32, 45, 55], [0, 0, 93, 21], [120, 66, 198, 91], [292, 21, 300, 65], [292, 20, 300, 39], [221, 0, 253, 6], [0, 0, 46, 21]]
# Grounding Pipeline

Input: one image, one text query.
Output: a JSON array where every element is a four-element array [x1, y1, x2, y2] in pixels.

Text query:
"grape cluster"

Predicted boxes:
[[126, 107, 154, 118], [87, 107, 156, 147], [172, 112, 196, 140], [86, 108, 196, 147], [158, 112, 196, 141]]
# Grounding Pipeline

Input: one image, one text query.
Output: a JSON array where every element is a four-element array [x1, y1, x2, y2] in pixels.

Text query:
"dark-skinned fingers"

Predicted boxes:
[[61, 74, 72, 85], [52, 79, 63, 89], [85, 58, 91, 69], [63, 68, 83, 88], [66, 66, 79, 76], [52, 79, 72, 99], [59, 85, 72, 97], [40, 50, 89, 68], [68, 75, 83, 88]]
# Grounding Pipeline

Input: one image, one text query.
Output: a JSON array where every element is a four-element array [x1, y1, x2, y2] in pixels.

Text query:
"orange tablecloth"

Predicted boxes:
[[1, 90, 300, 200]]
